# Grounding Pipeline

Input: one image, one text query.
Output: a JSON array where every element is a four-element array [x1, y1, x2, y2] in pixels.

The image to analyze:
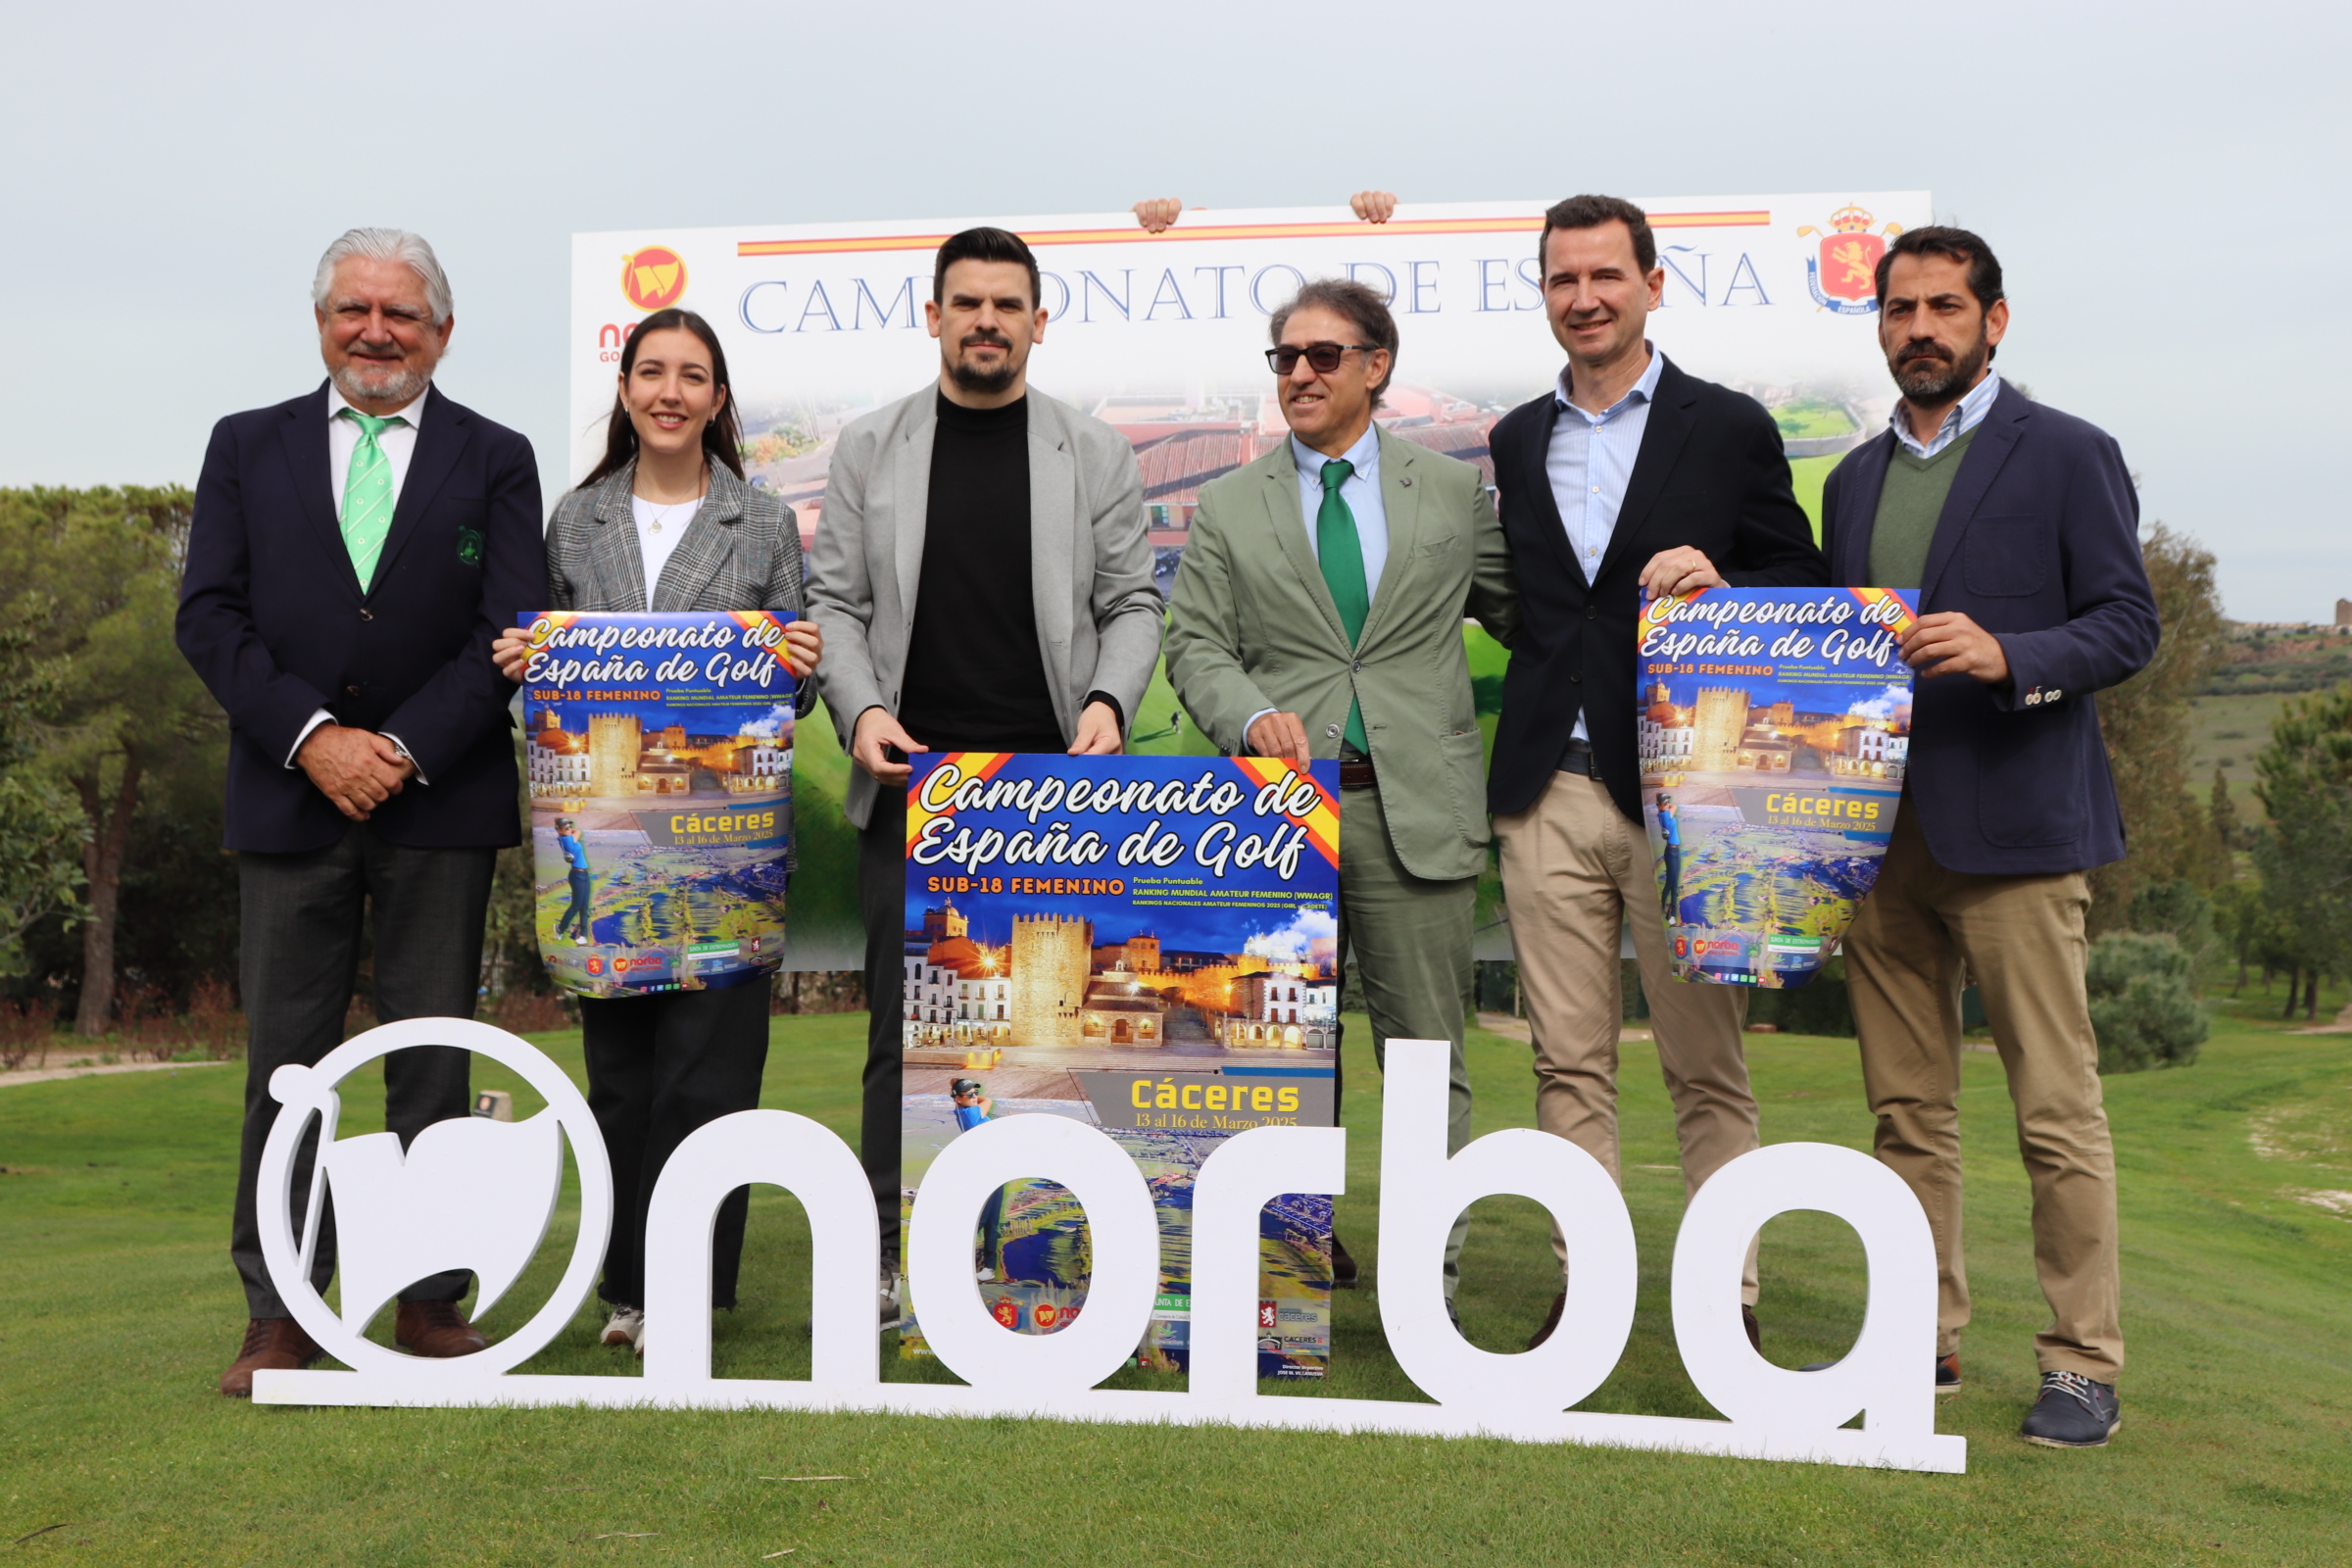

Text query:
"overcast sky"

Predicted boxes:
[[5, 1, 2344, 620]]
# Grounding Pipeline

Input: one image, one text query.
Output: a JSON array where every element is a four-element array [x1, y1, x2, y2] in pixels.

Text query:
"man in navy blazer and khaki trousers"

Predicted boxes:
[[1823, 227, 2157, 1447], [176, 229, 543, 1396]]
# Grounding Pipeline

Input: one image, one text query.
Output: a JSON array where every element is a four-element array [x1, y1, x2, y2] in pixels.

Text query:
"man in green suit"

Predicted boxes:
[[1167, 277, 1515, 1300]]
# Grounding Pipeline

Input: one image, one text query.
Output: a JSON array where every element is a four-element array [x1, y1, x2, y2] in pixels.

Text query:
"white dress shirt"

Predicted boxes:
[[1547, 343, 1664, 741], [1892, 370, 2002, 458], [1243, 423, 1388, 748], [289, 383, 432, 777], [633, 494, 700, 602]]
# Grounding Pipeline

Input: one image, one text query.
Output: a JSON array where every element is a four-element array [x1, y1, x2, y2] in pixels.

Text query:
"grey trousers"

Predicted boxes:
[[229, 822, 496, 1320], [1337, 782, 1478, 1296]]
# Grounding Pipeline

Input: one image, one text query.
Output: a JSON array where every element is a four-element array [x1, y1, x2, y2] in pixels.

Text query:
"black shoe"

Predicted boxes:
[[2021, 1371, 2120, 1447], [1330, 1232, 1359, 1290], [1936, 1353, 1962, 1395], [1528, 1291, 1566, 1350]]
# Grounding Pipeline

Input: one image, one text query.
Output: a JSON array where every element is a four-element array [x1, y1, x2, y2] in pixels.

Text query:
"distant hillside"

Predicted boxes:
[[2201, 622, 2352, 696]]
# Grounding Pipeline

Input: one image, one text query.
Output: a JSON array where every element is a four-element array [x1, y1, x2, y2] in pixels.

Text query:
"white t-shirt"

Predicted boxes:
[[632, 494, 701, 603]]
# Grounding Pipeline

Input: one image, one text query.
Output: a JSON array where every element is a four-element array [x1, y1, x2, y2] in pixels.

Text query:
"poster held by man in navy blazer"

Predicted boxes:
[[1635, 585, 1920, 988]]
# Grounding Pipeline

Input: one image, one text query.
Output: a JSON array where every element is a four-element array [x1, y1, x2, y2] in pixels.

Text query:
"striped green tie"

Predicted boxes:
[[338, 409, 406, 589], [1314, 459, 1371, 756]]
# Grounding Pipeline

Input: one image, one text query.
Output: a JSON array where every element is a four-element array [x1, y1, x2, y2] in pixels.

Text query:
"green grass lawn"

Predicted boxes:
[[4, 1004, 2348, 1565]]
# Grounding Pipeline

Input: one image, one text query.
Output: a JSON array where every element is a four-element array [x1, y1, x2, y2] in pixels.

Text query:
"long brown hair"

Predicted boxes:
[[580, 308, 746, 488]]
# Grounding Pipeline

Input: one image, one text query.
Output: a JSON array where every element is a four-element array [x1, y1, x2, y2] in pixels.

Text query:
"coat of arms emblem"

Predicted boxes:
[[1798, 206, 1903, 316]]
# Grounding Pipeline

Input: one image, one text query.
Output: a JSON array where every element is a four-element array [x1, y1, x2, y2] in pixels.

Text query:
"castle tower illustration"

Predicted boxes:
[[1690, 687, 1751, 773], [588, 713, 642, 798], [1008, 913, 1093, 1048]]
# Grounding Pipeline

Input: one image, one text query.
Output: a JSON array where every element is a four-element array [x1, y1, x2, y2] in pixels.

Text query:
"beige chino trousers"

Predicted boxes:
[[1495, 769, 1760, 1302], [1843, 807, 2124, 1382]]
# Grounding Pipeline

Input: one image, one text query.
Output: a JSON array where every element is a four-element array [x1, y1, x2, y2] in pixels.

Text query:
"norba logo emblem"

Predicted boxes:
[[248, 1023, 1965, 1474], [620, 245, 688, 312]]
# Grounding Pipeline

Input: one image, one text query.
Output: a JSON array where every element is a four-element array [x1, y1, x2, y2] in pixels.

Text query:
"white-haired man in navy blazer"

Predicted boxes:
[[178, 228, 543, 1396]]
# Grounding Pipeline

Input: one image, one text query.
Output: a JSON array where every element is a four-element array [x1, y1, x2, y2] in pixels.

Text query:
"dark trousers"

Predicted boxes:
[[230, 822, 495, 1320], [580, 978, 772, 1310], [858, 785, 909, 1271]]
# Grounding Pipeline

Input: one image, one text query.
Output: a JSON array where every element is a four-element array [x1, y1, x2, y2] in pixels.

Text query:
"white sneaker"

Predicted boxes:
[[879, 1273, 902, 1330], [600, 1306, 645, 1350]]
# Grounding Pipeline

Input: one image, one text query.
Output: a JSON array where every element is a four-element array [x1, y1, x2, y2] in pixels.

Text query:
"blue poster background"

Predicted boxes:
[[521, 611, 796, 998], [897, 752, 1341, 1379], [1636, 587, 1919, 988]]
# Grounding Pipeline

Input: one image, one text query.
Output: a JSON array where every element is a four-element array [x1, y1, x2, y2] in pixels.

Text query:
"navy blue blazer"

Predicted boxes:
[[176, 381, 543, 854], [1821, 381, 2157, 877], [1488, 356, 1827, 823]]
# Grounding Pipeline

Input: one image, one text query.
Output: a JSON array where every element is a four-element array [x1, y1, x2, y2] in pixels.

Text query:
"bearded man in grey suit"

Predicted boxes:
[[805, 226, 1161, 1319]]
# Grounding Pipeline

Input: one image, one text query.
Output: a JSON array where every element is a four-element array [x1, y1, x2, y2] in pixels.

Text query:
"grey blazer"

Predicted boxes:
[[543, 460, 811, 717], [807, 386, 1162, 830], [545, 460, 804, 615]]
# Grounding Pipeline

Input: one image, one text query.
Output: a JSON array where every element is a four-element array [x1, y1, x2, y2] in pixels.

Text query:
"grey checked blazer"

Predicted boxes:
[[807, 387, 1162, 830], [545, 460, 804, 614], [543, 459, 812, 714]]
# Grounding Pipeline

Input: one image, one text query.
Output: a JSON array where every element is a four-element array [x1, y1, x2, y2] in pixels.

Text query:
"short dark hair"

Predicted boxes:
[[1539, 194, 1656, 274], [933, 227, 1041, 312], [1874, 225, 2004, 312], [1268, 277, 1400, 409]]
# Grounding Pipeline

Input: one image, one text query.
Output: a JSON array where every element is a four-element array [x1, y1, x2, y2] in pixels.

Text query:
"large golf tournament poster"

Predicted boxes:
[[568, 191, 1931, 965], [519, 611, 797, 998], [896, 753, 1342, 1379], [1637, 586, 1919, 988]]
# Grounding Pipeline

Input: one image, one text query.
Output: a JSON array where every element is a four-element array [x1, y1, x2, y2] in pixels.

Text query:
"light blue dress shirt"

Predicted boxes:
[[1547, 343, 1664, 740], [1289, 423, 1388, 595], [1891, 371, 2002, 458], [1242, 424, 1390, 750]]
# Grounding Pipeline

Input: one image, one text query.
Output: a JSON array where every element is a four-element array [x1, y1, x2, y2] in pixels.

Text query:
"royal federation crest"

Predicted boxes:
[[1798, 205, 1903, 317]]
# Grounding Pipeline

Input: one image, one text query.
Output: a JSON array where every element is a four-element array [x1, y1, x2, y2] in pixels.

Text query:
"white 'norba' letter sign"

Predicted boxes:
[[254, 1021, 1966, 1473]]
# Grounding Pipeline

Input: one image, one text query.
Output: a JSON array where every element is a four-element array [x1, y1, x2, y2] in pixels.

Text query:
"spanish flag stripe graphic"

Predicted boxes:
[[903, 751, 1016, 853], [1229, 758, 1342, 868], [1844, 586, 1919, 639], [1640, 585, 1709, 636], [736, 211, 1771, 260]]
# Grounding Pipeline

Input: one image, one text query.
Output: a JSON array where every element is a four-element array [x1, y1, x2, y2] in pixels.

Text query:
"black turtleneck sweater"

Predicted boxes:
[[896, 393, 1066, 753]]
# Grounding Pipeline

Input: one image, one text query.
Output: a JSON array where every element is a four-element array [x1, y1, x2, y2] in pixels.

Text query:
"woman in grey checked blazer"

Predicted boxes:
[[493, 309, 821, 1356]]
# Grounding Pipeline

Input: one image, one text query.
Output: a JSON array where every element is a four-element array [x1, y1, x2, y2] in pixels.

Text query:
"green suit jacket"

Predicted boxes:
[[1166, 427, 1516, 882]]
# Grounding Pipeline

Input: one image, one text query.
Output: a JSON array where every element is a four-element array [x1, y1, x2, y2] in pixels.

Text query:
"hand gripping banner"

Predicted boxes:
[[1636, 587, 1919, 988], [518, 610, 796, 998]]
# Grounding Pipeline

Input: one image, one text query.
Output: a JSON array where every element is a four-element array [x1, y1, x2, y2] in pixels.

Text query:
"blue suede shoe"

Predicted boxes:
[[2021, 1371, 2120, 1447]]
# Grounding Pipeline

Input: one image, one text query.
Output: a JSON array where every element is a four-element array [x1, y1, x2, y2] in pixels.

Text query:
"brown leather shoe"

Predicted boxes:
[[395, 1299, 488, 1357], [1330, 1232, 1360, 1290], [1742, 1304, 1762, 1354], [220, 1317, 322, 1397]]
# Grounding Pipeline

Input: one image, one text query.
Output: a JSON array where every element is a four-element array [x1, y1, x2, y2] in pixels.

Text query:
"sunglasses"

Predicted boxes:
[[1264, 342, 1379, 375]]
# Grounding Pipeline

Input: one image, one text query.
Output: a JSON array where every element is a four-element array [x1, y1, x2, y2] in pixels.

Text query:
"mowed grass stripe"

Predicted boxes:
[[2, 1002, 2347, 1564]]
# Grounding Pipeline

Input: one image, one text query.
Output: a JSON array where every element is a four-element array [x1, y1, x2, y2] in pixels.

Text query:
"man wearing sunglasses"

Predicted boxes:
[[1167, 277, 1515, 1306], [1487, 194, 1826, 1353]]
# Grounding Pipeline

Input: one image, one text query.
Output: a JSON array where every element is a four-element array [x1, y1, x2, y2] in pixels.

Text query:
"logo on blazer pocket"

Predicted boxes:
[[457, 526, 485, 567]]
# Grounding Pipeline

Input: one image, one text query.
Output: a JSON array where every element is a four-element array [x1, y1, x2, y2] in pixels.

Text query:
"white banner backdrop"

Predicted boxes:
[[566, 194, 1933, 968], [568, 194, 1931, 539]]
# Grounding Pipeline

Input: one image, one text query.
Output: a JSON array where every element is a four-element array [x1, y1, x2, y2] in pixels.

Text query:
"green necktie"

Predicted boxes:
[[1314, 459, 1371, 755], [338, 409, 406, 589]]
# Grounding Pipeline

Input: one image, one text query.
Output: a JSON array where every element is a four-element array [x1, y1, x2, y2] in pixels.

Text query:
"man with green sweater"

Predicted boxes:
[[1820, 226, 2158, 1447], [1166, 277, 1515, 1302]]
